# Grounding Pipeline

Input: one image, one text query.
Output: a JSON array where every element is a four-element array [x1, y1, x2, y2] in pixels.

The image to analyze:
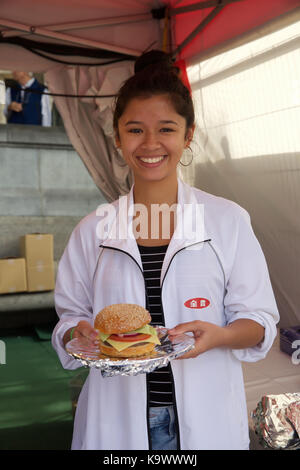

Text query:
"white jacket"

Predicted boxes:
[[52, 177, 279, 450]]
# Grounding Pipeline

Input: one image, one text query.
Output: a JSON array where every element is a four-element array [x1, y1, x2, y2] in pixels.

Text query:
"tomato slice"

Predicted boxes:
[[109, 333, 151, 343]]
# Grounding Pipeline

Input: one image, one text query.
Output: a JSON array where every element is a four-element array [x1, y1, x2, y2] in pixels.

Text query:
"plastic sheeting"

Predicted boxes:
[[180, 19, 300, 326], [45, 62, 134, 202]]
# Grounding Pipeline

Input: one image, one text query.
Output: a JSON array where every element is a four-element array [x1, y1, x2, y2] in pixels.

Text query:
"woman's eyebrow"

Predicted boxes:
[[125, 120, 179, 126], [125, 120, 142, 125], [160, 120, 179, 125]]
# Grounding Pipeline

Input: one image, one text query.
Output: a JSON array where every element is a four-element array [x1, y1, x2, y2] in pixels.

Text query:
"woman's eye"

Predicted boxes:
[[160, 127, 174, 133], [128, 128, 142, 134]]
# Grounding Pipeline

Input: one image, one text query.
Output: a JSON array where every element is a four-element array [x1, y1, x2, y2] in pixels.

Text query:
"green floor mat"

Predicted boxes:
[[0, 325, 86, 450]]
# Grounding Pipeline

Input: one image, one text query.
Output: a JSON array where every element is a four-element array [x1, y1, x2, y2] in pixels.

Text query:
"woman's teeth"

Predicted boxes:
[[139, 156, 165, 163]]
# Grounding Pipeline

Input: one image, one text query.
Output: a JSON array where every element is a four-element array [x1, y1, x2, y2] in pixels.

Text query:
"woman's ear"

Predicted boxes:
[[115, 132, 121, 149], [185, 124, 195, 147]]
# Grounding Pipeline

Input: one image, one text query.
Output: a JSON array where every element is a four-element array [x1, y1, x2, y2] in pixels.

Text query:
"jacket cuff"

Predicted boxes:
[[51, 317, 86, 370], [227, 312, 278, 362]]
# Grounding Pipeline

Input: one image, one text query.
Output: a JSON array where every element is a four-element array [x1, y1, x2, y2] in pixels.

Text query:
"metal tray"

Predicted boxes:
[[66, 327, 195, 377]]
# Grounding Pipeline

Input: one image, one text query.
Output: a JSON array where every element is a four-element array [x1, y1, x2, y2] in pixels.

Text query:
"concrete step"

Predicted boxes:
[[0, 290, 55, 312]]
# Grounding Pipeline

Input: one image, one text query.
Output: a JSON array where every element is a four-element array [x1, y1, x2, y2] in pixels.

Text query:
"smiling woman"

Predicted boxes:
[[52, 49, 279, 451]]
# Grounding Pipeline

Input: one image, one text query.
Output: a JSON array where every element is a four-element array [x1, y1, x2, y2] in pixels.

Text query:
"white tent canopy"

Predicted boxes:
[[0, 0, 299, 327]]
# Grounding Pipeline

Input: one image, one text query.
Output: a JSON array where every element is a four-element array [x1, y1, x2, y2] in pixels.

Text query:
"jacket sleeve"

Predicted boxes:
[[52, 221, 94, 369], [223, 207, 280, 362]]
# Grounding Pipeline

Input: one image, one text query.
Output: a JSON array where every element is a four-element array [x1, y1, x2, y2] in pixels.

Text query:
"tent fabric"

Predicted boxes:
[[180, 19, 300, 327], [1, 1, 299, 66], [168, 0, 300, 61], [0, 0, 162, 59], [45, 62, 134, 202]]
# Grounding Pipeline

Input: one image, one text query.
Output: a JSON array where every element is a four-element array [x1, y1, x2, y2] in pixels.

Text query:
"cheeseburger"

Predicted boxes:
[[94, 303, 160, 358]]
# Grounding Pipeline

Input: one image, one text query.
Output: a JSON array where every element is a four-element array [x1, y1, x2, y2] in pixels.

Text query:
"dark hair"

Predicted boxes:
[[113, 50, 194, 136]]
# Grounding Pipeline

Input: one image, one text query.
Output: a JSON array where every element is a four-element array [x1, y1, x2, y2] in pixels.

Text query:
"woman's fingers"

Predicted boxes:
[[168, 321, 204, 360], [168, 320, 204, 337], [63, 321, 98, 347], [76, 321, 99, 343], [168, 320, 227, 359]]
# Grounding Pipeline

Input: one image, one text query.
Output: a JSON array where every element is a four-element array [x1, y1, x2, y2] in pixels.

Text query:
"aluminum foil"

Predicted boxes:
[[251, 393, 300, 450], [66, 327, 195, 377]]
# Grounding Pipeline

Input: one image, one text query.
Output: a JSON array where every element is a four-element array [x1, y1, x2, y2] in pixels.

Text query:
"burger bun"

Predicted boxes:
[[95, 303, 151, 334]]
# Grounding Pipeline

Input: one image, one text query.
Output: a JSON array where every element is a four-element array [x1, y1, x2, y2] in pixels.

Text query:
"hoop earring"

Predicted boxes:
[[180, 146, 194, 166]]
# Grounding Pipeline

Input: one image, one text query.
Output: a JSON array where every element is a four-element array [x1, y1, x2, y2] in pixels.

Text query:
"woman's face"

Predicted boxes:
[[115, 94, 194, 184]]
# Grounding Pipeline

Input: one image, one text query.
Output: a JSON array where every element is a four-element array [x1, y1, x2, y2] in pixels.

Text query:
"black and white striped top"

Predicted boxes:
[[137, 243, 174, 407]]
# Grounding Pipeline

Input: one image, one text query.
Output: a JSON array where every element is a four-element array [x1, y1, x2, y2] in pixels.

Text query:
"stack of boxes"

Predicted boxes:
[[0, 233, 55, 294]]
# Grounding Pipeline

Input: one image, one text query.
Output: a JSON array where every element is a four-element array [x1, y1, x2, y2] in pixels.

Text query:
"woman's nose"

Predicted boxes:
[[141, 131, 161, 149]]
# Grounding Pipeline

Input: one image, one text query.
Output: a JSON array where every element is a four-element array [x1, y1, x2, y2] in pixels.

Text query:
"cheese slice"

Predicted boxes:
[[98, 324, 161, 352]]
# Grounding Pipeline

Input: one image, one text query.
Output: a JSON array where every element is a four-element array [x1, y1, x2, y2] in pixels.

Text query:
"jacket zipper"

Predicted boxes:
[[160, 238, 211, 450], [99, 244, 152, 449], [98, 244, 150, 320], [99, 239, 211, 451]]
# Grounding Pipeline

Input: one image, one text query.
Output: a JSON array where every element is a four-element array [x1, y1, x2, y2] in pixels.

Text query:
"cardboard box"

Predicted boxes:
[[20, 233, 55, 292], [0, 258, 27, 294], [20, 233, 53, 266], [26, 264, 55, 292]]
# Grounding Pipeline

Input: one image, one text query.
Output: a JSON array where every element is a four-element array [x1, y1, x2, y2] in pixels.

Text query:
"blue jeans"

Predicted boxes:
[[149, 406, 178, 450]]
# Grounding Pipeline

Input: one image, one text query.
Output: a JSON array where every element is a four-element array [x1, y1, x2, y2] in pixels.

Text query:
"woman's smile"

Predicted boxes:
[[136, 154, 168, 167]]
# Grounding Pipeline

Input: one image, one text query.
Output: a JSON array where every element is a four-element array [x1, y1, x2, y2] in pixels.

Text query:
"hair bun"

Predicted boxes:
[[134, 49, 178, 75]]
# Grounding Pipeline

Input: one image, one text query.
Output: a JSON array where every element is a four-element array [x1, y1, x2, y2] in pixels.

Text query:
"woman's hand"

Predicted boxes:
[[168, 318, 265, 359], [63, 320, 99, 347], [168, 321, 227, 359]]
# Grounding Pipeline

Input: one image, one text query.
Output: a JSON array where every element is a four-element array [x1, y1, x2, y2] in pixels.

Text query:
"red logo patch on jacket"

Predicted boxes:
[[184, 298, 210, 309]]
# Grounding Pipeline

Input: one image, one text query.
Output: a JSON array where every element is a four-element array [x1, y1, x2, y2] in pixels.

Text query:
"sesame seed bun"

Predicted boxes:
[[94, 303, 151, 334]]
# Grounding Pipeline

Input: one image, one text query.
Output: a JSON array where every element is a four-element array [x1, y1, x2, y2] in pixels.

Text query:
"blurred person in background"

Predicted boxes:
[[4, 71, 51, 126]]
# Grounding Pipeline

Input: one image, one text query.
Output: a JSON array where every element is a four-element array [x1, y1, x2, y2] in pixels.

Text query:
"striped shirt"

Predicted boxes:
[[137, 243, 174, 407]]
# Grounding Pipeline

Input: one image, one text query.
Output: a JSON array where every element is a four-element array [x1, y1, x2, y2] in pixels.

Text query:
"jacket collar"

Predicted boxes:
[[100, 177, 207, 275]]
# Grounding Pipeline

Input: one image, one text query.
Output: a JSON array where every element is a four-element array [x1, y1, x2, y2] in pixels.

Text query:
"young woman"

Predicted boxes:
[[52, 50, 279, 450]]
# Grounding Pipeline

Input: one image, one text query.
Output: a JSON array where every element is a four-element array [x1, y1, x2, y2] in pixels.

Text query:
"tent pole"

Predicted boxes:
[[172, 4, 225, 57], [0, 18, 141, 56], [169, 0, 243, 16], [1, 14, 153, 39]]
